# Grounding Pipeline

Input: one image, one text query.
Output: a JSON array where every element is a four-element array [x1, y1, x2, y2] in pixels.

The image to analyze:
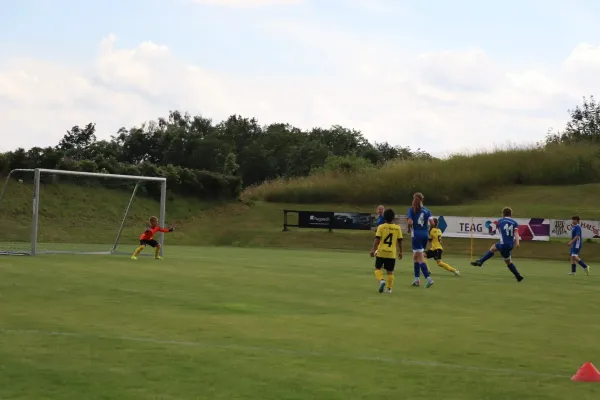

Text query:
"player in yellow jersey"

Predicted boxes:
[[370, 208, 403, 293], [426, 218, 460, 276]]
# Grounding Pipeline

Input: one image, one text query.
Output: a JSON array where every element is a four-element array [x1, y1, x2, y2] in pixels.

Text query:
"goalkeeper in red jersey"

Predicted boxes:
[[131, 216, 175, 260]]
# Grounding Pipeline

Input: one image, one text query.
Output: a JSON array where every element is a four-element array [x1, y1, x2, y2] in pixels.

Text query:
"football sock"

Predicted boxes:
[[413, 262, 420, 278], [438, 261, 456, 273], [571, 263, 577, 273], [480, 250, 494, 264], [133, 246, 144, 257], [507, 263, 521, 278], [578, 260, 588, 269], [420, 263, 430, 278], [154, 247, 160, 258], [375, 269, 384, 281], [386, 274, 394, 289]]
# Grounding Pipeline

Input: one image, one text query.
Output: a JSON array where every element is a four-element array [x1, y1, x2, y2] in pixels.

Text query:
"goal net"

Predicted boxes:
[[0, 168, 167, 256]]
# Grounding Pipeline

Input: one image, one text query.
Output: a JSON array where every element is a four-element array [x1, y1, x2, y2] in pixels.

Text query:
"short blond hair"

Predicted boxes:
[[149, 216, 158, 223]]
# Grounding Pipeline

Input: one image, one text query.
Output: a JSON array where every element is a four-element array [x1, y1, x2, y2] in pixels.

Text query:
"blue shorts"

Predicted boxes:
[[571, 246, 581, 257], [412, 235, 428, 253], [494, 243, 513, 260]]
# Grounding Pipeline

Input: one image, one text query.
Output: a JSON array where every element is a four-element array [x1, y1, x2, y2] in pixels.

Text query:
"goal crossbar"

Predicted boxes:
[[0, 168, 168, 256]]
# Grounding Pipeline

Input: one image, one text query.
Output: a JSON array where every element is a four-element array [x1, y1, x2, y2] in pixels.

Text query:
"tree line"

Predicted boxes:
[[2, 96, 596, 200], [0, 111, 431, 199]]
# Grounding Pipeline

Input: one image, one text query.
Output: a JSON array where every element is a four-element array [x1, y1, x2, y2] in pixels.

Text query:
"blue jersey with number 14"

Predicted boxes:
[[498, 217, 519, 246]]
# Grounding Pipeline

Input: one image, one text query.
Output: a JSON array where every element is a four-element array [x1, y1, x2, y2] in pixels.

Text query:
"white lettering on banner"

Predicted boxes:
[[550, 220, 600, 239]]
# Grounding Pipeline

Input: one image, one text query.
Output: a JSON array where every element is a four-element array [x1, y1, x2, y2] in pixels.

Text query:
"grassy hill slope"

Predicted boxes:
[[243, 144, 600, 205], [2, 179, 600, 260]]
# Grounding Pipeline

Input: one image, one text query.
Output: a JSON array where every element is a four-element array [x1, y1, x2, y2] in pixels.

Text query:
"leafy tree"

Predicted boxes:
[[6, 148, 28, 170], [223, 152, 239, 176], [59, 123, 97, 155], [26, 147, 64, 169], [547, 96, 600, 144], [185, 136, 231, 172], [286, 141, 330, 177], [217, 115, 262, 154], [318, 154, 373, 174], [238, 143, 274, 186]]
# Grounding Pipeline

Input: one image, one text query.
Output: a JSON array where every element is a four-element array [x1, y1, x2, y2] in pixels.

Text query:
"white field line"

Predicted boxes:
[[0, 328, 570, 379]]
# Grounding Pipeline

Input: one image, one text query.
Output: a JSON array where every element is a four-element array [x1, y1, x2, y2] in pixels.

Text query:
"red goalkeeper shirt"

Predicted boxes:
[[140, 226, 170, 240]]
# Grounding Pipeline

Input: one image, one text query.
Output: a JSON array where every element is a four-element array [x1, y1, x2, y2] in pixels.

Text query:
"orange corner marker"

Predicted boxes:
[[572, 362, 600, 382]]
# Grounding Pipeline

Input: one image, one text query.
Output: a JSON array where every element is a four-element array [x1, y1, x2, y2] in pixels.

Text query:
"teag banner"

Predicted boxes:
[[435, 216, 550, 241]]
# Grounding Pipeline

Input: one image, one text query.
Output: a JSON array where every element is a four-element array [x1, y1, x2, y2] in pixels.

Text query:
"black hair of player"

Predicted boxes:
[[383, 208, 395, 223], [502, 207, 512, 217], [572, 215, 580, 222]]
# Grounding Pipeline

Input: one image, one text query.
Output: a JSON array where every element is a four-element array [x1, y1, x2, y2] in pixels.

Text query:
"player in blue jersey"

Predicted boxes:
[[373, 205, 386, 256], [568, 215, 590, 276], [471, 207, 524, 282], [376, 205, 385, 226], [407, 192, 434, 288]]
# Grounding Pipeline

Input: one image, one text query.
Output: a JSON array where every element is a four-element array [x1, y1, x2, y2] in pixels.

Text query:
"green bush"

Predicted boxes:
[[243, 144, 600, 205], [315, 154, 374, 175]]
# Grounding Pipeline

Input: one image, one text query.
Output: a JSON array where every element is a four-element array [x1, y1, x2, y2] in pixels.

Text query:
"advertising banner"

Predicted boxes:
[[297, 211, 334, 229], [436, 216, 550, 241], [370, 214, 409, 232], [333, 212, 372, 230], [550, 219, 600, 239]]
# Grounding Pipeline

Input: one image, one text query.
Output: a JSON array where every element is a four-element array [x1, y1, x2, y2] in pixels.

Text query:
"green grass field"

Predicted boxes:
[[2, 246, 600, 399]]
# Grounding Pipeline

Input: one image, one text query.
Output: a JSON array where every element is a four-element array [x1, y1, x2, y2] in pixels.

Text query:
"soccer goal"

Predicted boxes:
[[0, 168, 167, 256]]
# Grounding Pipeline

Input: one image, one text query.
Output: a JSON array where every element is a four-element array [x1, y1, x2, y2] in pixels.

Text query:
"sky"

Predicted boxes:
[[1, 0, 600, 155]]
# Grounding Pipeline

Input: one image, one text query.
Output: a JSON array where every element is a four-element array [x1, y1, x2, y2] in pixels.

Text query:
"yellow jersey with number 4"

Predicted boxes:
[[375, 223, 403, 259], [429, 228, 443, 251]]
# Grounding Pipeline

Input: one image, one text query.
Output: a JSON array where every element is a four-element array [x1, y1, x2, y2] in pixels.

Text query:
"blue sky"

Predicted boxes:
[[1, 0, 600, 154]]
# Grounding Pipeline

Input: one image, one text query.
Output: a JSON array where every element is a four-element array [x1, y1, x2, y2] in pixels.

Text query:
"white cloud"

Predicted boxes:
[[340, 0, 412, 16], [0, 31, 599, 155], [191, 0, 301, 7]]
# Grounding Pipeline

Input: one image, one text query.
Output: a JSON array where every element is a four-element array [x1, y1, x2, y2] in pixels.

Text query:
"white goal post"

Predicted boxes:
[[0, 168, 167, 256]]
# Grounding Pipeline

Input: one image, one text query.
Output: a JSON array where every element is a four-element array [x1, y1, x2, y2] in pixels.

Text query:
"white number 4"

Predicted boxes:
[[418, 214, 425, 226]]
